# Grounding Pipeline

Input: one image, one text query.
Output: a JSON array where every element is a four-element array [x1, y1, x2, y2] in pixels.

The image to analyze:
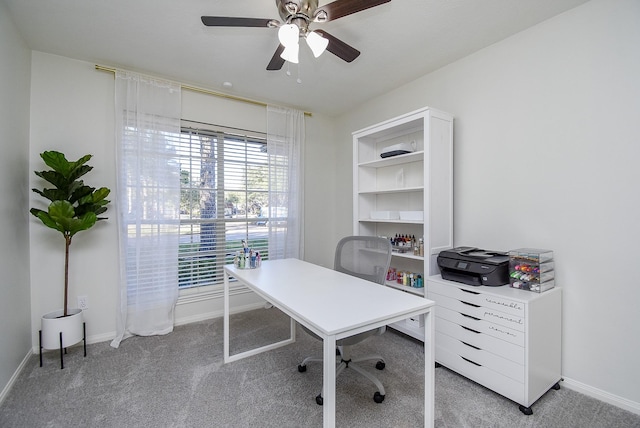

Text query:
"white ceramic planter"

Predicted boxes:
[[40, 308, 84, 350]]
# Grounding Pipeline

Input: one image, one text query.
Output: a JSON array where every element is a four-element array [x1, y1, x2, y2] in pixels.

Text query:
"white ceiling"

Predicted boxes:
[[4, 0, 589, 117]]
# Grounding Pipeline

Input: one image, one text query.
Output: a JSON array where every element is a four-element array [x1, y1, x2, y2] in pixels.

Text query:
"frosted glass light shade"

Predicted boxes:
[[278, 24, 299, 48], [306, 31, 329, 58], [280, 43, 299, 63]]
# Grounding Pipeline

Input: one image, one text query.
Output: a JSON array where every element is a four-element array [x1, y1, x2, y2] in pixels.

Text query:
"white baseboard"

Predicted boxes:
[[0, 349, 32, 406], [562, 376, 640, 416], [31, 285, 263, 353]]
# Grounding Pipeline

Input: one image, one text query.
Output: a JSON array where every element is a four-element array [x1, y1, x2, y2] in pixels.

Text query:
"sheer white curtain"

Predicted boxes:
[[111, 71, 182, 348], [266, 106, 305, 260]]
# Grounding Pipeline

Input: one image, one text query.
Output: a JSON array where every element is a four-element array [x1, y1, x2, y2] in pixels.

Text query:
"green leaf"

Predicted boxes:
[[70, 183, 94, 204], [34, 170, 68, 189], [49, 200, 75, 220], [32, 188, 66, 202], [40, 151, 93, 180], [92, 187, 111, 203], [68, 212, 97, 236], [67, 164, 93, 182], [40, 151, 70, 175], [32, 208, 64, 233], [78, 187, 111, 207], [47, 201, 96, 236], [94, 206, 108, 217]]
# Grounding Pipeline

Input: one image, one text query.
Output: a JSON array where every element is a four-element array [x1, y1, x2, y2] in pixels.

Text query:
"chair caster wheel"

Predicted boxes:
[[316, 394, 323, 405], [373, 391, 385, 403], [375, 361, 385, 370], [297, 364, 307, 373], [519, 405, 533, 415]]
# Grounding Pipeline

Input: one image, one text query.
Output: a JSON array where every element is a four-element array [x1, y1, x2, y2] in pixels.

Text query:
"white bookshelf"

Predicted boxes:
[[352, 107, 454, 340]]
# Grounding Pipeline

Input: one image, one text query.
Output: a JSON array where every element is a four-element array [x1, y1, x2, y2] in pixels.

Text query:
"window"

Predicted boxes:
[[176, 126, 274, 289]]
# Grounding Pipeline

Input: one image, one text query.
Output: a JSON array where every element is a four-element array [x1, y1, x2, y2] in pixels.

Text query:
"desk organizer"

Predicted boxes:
[[233, 249, 261, 269], [509, 248, 554, 292]]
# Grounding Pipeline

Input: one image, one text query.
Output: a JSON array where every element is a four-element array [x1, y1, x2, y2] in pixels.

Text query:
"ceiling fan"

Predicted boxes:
[[201, 0, 391, 71]]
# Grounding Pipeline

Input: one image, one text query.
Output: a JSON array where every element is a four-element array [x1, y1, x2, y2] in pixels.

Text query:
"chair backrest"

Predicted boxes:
[[334, 236, 393, 285]]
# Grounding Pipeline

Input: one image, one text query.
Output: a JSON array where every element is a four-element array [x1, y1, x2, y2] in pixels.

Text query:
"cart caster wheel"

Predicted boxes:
[[297, 364, 307, 373], [552, 382, 561, 390], [519, 405, 533, 415], [316, 394, 323, 406], [373, 391, 385, 403], [375, 361, 385, 370]]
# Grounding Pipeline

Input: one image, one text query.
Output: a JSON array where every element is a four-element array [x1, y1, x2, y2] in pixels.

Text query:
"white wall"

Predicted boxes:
[[29, 54, 120, 346], [0, 0, 33, 402], [334, 0, 640, 412], [28, 52, 338, 346]]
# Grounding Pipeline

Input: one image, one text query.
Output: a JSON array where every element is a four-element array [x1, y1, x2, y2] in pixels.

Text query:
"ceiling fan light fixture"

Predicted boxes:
[[278, 23, 300, 48], [280, 43, 299, 64], [306, 30, 329, 58]]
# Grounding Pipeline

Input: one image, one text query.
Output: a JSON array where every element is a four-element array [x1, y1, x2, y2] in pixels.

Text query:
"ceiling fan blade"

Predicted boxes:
[[316, 0, 391, 22], [201, 16, 275, 27], [314, 30, 360, 63], [267, 44, 286, 70]]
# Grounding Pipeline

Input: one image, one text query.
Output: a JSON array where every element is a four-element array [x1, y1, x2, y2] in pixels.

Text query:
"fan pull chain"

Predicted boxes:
[[284, 62, 302, 84]]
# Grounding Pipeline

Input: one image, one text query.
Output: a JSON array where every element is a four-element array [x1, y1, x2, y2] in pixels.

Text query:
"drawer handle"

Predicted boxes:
[[460, 313, 481, 321], [461, 356, 482, 367], [461, 341, 481, 350], [460, 289, 480, 295], [461, 325, 481, 334], [460, 300, 480, 308]]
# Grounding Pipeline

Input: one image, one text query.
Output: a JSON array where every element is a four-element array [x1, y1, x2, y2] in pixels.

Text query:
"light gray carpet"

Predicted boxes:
[[1, 308, 639, 427]]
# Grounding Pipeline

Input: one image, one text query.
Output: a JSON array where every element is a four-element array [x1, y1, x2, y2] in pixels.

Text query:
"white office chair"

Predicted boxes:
[[297, 235, 393, 405]]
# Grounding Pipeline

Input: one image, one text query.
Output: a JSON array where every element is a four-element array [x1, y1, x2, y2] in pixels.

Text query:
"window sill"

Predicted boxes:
[[176, 280, 252, 306]]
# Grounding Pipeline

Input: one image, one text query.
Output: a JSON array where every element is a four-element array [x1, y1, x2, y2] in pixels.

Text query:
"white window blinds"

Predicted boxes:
[[177, 127, 270, 288]]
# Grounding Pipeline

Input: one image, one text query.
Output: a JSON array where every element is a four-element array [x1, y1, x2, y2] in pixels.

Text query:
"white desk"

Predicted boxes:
[[223, 258, 435, 428]]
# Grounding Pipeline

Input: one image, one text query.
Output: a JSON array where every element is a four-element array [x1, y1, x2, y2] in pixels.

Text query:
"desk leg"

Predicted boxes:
[[223, 269, 296, 364], [424, 309, 435, 428], [223, 271, 231, 363], [323, 334, 337, 428]]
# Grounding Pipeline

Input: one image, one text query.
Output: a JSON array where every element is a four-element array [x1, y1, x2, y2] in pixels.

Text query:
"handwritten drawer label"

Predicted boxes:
[[484, 297, 523, 314], [483, 310, 524, 331]]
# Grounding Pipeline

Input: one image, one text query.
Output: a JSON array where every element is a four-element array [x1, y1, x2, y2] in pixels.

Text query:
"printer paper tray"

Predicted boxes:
[[440, 268, 482, 286]]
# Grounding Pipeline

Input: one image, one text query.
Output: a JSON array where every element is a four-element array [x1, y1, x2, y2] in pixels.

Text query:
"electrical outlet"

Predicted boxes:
[[77, 295, 89, 310]]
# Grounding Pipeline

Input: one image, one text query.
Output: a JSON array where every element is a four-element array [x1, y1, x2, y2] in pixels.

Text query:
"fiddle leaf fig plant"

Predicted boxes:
[[30, 151, 110, 317]]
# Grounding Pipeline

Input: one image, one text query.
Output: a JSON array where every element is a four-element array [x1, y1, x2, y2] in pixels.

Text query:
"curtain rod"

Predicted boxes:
[[95, 65, 312, 117]]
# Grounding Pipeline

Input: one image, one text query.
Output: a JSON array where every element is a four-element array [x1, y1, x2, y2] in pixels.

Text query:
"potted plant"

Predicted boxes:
[[30, 151, 110, 357]]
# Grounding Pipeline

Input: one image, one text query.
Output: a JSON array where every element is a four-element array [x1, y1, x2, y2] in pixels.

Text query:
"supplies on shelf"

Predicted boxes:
[[387, 267, 423, 288], [509, 248, 555, 292], [389, 234, 424, 256]]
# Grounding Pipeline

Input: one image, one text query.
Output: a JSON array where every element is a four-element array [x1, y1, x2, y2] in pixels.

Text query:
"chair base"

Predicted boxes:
[[298, 346, 386, 404]]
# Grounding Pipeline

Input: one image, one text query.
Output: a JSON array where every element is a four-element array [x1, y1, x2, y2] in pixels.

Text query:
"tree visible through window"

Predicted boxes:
[[177, 127, 272, 288]]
